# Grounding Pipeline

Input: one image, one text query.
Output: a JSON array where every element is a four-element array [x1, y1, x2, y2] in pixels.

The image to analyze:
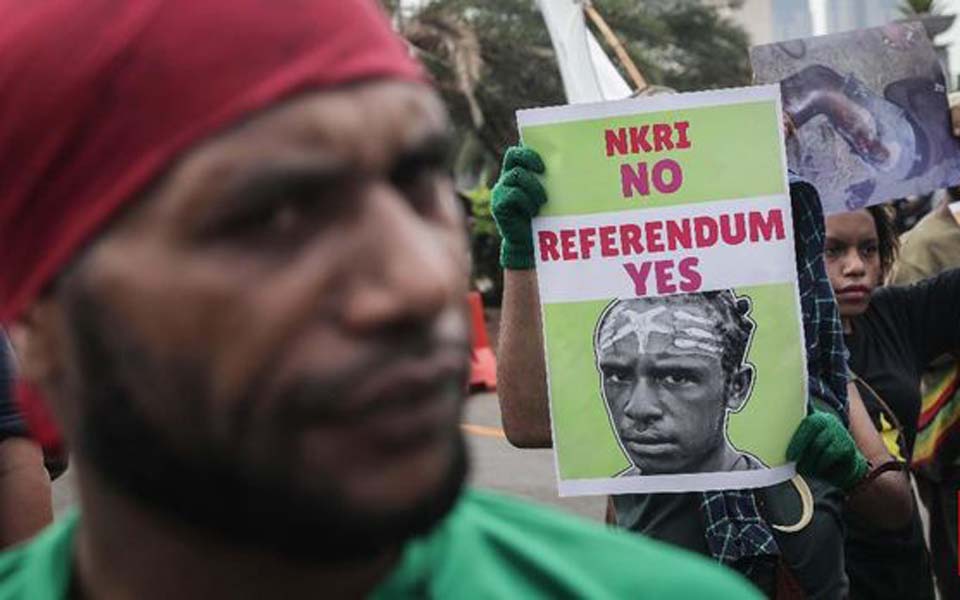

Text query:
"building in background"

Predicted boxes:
[[823, 0, 899, 34], [772, 0, 814, 40]]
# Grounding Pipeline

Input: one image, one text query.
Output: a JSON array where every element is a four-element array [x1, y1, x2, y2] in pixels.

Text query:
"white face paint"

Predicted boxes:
[[599, 304, 724, 357], [598, 306, 671, 355]]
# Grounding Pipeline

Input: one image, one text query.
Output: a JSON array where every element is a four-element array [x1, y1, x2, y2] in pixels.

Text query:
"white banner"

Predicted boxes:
[[534, 0, 632, 103]]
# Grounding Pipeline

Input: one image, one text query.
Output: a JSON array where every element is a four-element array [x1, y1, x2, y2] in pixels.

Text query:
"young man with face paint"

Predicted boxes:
[[0, 1, 763, 598], [596, 292, 761, 477]]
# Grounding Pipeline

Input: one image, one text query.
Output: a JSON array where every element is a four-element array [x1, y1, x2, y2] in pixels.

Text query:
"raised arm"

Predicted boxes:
[[492, 147, 552, 448], [884, 268, 960, 366], [498, 271, 551, 447]]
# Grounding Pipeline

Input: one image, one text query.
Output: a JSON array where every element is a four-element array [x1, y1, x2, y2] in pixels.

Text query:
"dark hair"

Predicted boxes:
[[866, 204, 900, 279], [596, 290, 755, 375]]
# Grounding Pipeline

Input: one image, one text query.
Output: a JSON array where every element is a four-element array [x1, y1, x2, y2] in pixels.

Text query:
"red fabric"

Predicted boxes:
[[0, 0, 424, 451], [0, 0, 424, 323]]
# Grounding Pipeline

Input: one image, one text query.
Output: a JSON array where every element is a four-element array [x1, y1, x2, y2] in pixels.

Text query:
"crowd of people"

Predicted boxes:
[[0, 0, 958, 598]]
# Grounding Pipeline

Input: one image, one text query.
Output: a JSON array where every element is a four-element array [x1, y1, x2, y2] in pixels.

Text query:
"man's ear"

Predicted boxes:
[[6, 299, 68, 392], [726, 365, 754, 413]]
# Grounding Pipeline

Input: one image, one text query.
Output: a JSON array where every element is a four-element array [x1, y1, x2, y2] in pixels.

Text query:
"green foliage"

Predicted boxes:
[[463, 185, 503, 303], [464, 185, 497, 237], [899, 0, 940, 16]]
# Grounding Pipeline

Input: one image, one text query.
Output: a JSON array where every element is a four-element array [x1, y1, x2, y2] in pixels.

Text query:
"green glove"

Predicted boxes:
[[491, 146, 547, 270], [787, 411, 869, 491]]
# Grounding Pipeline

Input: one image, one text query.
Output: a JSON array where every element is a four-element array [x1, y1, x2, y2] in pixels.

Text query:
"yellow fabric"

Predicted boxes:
[[879, 413, 906, 461]]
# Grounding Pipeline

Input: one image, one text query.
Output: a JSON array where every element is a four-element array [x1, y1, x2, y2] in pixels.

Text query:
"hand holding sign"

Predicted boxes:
[[491, 147, 547, 270]]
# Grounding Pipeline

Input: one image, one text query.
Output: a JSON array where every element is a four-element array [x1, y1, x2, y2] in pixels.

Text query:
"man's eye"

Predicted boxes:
[[394, 168, 446, 213], [659, 372, 696, 387], [213, 199, 320, 246], [262, 204, 302, 235], [860, 244, 878, 257], [604, 369, 633, 385]]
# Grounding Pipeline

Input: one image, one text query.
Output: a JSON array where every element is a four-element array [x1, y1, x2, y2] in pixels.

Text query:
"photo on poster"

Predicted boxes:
[[518, 86, 806, 496], [596, 290, 764, 479], [751, 22, 960, 214]]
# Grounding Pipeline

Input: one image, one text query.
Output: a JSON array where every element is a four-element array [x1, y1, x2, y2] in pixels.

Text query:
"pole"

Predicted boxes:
[[581, 1, 647, 93]]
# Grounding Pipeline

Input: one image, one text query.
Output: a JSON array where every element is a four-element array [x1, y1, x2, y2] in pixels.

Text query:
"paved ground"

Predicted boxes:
[[52, 391, 606, 522], [461, 392, 605, 521]]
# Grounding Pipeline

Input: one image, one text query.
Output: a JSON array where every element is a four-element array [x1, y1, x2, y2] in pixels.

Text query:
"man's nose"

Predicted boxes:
[[623, 378, 662, 424], [340, 184, 462, 331]]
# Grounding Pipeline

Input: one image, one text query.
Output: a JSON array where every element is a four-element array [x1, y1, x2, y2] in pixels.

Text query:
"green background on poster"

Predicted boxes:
[[521, 100, 785, 217]]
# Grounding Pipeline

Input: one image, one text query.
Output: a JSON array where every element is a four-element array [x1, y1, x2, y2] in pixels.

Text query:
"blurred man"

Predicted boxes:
[[0, 1, 760, 598], [596, 291, 763, 476]]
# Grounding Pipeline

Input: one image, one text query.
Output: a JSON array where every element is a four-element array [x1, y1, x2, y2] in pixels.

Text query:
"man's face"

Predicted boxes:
[[597, 300, 738, 474], [46, 81, 471, 557]]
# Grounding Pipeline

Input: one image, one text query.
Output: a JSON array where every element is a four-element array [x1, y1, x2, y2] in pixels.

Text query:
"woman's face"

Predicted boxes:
[[824, 210, 882, 319]]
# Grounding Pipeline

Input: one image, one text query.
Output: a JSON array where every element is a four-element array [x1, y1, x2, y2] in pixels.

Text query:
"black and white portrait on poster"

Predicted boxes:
[[594, 290, 767, 480], [750, 22, 960, 214]]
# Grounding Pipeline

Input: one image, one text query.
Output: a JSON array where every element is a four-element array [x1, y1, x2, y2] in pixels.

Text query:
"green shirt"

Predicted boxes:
[[0, 489, 760, 599]]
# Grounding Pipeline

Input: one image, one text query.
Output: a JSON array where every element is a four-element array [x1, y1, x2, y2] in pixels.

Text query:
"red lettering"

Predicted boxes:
[[578, 227, 597, 259], [605, 128, 628, 157], [645, 220, 665, 253], [560, 229, 578, 260], [623, 261, 653, 296], [599, 225, 619, 257], [652, 123, 674, 152], [621, 162, 649, 198], [674, 121, 691, 149], [629, 126, 652, 153], [652, 159, 683, 194], [678, 257, 702, 292], [654, 260, 677, 294], [694, 216, 718, 247], [666, 219, 692, 251], [749, 209, 786, 242], [538, 231, 560, 262], [620, 224, 644, 256], [719, 213, 746, 245]]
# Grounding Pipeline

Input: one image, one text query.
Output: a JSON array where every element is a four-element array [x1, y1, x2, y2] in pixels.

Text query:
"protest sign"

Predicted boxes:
[[518, 86, 806, 496], [751, 22, 960, 214]]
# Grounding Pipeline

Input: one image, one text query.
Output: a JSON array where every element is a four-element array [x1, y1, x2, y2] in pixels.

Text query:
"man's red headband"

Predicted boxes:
[[0, 0, 424, 322]]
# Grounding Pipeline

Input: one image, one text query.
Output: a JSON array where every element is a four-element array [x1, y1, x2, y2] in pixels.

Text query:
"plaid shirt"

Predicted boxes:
[[701, 176, 848, 569], [789, 178, 849, 422]]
